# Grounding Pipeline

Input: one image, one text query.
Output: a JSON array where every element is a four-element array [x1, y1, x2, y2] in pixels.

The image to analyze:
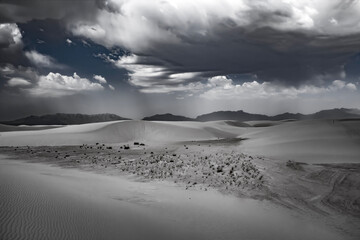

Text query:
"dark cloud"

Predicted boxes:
[[2, 0, 360, 91], [67, 0, 360, 91], [0, 0, 360, 119], [105, 27, 359, 92], [0, 0, 101, 23], [0, 23, 28, 66], [0, 64, 38, 82]]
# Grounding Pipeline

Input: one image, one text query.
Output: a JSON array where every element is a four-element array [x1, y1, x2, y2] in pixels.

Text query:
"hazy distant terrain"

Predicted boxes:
[[143, 113, 195, 121], [196, 108, 360, 121], [143, 108, 360, 122], [0, 113, 129, 126], [1, 108, 359, 127]]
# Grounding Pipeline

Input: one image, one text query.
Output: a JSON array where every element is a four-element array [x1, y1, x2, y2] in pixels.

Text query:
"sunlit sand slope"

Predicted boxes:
[[0, 158, 350, 240], [0, 120, 245, 146], [240, 119, 360, 163]]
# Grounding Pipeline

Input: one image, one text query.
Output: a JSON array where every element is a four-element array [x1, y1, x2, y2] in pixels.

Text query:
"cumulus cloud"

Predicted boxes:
[[345, 83, 357, 91], [28, 72, 104, 97], [140, 82, 206, 94], [0, 23, 22, 48], [108, 84, 115, 90], [66, 38, 73, 45], [2, 63, 105, 97], [93, 74, 117, 91], [109, 54, 203, 90], [199, 76, 358, 100], [93, 74, 107, 84], [25, 50, 63, 69], [81, 40, 91, 47], [330, 80, 358, 91], [0, 64, 39, 82], [0, 64, 15, 75], [68, 0, 360, 91], [7, 77, 31, 87], [0, 23, 25, 65], [2, 65, 104, 97]]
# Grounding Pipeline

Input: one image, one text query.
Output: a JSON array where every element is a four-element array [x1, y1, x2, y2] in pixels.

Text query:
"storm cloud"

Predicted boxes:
[[67, 0, 360, 92], [0, 0, 99, 23], [0, 23, 26, 65], [1, 0, 360, 92]]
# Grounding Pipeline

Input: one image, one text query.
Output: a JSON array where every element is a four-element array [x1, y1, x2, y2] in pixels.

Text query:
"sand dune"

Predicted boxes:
[[240, 119, 360, 163], [0, 157, 351, 240], [0, 120, 244, 146], [1, 119, 359, 239], [1, 119, 359, 164], [0, 124, 61, 132]]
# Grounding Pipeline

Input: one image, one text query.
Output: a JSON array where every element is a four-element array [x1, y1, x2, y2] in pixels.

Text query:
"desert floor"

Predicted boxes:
[[0, 119, 359, 239]]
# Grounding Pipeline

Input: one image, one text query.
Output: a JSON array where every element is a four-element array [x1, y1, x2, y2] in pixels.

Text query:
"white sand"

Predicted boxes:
[[0, 120, 245, 146], [240, 119, 360, 163], [0, 124, 61, 132], [0, 156, 351, 240], [0, 119, 359, 239], [1, 119, 359, 164]]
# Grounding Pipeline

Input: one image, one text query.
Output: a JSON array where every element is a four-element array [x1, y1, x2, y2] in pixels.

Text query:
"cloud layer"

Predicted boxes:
[[25, 50, 63, 69], [0, 23, 25, 65], [0, 0, 99, 23], [29, 72, 104, 97], [7, 77, 31, 87], [1, 1, 360, 93], [0, 23, 22, 47], [68, 0, 360, 91], [93, 74, 107, 84], [3, 65, 104, 97], [199, 76, 358, 100]]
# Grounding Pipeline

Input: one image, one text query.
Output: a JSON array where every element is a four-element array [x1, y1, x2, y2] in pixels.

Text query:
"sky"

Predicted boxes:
[[1, 0, 360, 120]]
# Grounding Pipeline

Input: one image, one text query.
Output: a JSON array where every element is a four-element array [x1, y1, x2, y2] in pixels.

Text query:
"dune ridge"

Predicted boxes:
[[1, 119, 360, 164], [240, 119, 360, 163], [0, 120, 244, 146]]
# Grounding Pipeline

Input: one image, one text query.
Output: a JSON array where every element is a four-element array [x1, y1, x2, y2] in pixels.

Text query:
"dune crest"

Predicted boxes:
[[0, 120, 244, 146]]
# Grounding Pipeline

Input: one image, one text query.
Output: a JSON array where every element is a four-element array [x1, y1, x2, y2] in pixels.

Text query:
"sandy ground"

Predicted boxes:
[[0, 156, 355, 240], [240, 119, 360, 163], [0, 123, 62, 132], [0, 119, 359, 239]]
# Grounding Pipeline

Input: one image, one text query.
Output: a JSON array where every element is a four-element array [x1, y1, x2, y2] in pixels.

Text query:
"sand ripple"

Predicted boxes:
[[0, 158, 355, 240]]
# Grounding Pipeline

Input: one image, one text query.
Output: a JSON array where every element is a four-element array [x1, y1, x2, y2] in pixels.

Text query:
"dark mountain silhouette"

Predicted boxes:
[[142, 113, 195, 121], [270, 112, 306, 121], [2, 108, 359, 125], [196, 108, 360, 122], [1, 113, 129, 126], [196, 110, 270, 121], [308, 108, 360, 119]]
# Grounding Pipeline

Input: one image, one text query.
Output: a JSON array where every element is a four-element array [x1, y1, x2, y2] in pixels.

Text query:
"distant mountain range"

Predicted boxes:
[[144, 108, 360, 122], [1, 113, 129, 126], [196, 108, 360, 121], [196, 110, 269, 122], [142, 113, 195, 121], [2, 108, 359, 126]]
